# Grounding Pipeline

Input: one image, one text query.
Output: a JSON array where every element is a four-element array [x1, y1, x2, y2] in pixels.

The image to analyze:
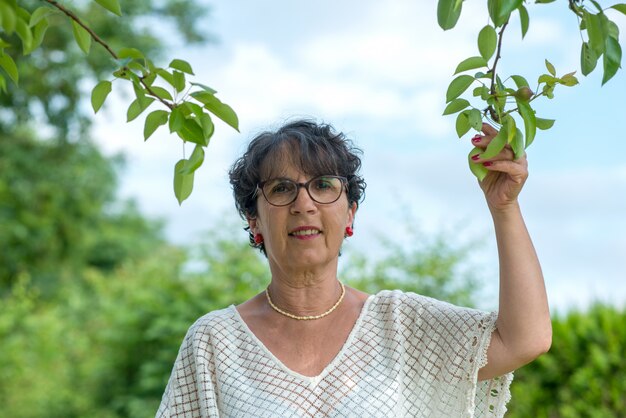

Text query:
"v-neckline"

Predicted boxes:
[[230, 294, 375, 386]]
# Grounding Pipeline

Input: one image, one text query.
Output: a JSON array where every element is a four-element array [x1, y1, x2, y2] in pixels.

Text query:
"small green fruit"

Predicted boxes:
[[514, 86, 533, 101]]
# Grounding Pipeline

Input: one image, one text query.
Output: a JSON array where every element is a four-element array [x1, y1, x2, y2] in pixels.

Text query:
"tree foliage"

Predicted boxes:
[[0, 128, 163, 293], [438, 0, 625, 180], [0, 0, 238, 204], [508, 304, 626, 417]]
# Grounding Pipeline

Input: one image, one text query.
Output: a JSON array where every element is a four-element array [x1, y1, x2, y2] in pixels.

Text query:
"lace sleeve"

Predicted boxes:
[[156, 318, 220, 418], [396, 291, 514, 417]]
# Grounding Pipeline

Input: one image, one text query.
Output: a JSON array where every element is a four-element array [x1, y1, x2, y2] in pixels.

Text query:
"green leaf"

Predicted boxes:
[[516, 99, 536, 148], [581, 42, 599, 76], [0, 53, 19, 85], [183, 101, 204, 118], [536, 117, 555, 130], [190, 82, 217, 94], [454, 56, 488, 74], [437, 0, 462, 30], [518, 5, 529, 38], [147, 86, 173, 101], [443, 98, 470, 115], [511, 75, 530, 89], [91, 80, 112, 113], [25, 18, 48, 54], [181, 145, 205, 175], [585, 11, 606, 55], [0, 74, 6, 93], [71, 20, 91, 54], [473, 86, 489, 99], [538, 74, 558, 85], [190, 92, 240, 131], [95, 0, 122, 16], [177, 118, 206, 145], [481, 128, 507, 159], [173, 70, 186, 93], [488, 0, 521, 27], [607, 20, 619, 40], [198, 112, 215, 140], [478, 25, 497, 60], [602, 36, 621, 85], [588, 0, 603, 13], [174, 159, 194, 205], [157, 69, 175, 87], [502, 114, 516, 144], [118, 48, 144, 60], [126, 97, 154, 122], [468, 147, 489, 181], [143, 110, 169, 140], [611, 4, 626, 15], [511, 127, 525, 159], [15, 18, 32, 54], [169, 106, 184, 133], [545, 59, 556, 76], [468, 108, 482, 131], [445, 75, 474, 102], [132, 79, 146, 101], [169, 59, 194, 75], [0, 2, 17, 34], [559, 71, 579, 87], [29, 6, 55, 27], [455, 111, 471, 137]]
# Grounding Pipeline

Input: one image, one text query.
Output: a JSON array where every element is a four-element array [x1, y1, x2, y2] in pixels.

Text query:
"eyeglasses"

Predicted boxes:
[[257, 175, 348, 206]]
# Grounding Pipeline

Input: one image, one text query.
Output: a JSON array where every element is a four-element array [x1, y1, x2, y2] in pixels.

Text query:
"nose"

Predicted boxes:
[[290, 185, 317, 214]]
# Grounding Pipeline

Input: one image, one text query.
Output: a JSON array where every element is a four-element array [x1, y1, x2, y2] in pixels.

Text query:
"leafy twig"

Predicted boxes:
[[44, 0, 174, 110], [44, 0, 118, 59], [487, 19, 509, 121]]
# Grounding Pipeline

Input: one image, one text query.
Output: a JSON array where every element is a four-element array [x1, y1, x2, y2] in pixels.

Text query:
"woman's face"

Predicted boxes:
[[248, 160, 356, 274]]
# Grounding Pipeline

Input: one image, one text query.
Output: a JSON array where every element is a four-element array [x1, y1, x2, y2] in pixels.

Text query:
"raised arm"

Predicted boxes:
[[470, 124, 552, 381]]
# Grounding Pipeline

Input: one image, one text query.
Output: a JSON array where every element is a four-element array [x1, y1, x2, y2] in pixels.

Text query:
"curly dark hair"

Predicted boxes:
[[228, 119, 366, 254]]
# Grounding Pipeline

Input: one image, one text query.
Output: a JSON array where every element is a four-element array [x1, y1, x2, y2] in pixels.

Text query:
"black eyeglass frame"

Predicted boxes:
[[256, 175, 349, 207]]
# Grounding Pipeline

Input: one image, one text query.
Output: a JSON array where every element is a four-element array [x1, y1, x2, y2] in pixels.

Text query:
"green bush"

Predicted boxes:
[[508, 304, 626, 417]]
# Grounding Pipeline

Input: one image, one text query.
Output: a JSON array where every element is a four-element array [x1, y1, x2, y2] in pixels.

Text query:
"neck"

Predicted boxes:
[[267, 272, 343, 317]]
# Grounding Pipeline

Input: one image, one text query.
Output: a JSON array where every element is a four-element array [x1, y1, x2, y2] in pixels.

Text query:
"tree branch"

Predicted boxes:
[[487, 20, 509, 122], [43, 0, 174, 110], [44, 0, 118, 60]]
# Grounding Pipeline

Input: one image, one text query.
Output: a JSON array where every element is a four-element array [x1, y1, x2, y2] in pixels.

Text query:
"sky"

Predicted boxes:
[[93, 0, 626, 313]]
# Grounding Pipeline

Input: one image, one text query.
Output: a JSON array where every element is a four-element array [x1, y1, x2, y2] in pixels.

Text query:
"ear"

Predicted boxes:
[[247, 216, 259, 235], [346, 202, 357, 227]]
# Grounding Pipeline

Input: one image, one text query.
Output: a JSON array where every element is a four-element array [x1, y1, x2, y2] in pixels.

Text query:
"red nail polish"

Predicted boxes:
[[471, 154, 480, 161], [483, 161, 493, 167]]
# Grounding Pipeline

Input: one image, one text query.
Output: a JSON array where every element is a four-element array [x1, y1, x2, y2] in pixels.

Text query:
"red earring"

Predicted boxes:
[[254, 234, 264, 244], [345, 226, 354, 237]]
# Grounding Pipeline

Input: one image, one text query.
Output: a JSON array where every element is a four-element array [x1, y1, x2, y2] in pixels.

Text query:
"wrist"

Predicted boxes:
[[488, 201, 522, 220]]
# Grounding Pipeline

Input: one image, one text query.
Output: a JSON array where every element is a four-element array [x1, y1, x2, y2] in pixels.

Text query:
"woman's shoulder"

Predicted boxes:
[[369, 289, 488, 318], [370, 289, 446, 309], [183, 305, 238, 343]]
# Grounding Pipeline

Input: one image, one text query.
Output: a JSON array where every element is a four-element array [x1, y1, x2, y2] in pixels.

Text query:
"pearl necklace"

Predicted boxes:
[[265, 282, 346, 320]]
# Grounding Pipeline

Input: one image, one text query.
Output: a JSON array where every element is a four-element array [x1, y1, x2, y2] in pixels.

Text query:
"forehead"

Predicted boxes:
[[259, 140, 337, 180]]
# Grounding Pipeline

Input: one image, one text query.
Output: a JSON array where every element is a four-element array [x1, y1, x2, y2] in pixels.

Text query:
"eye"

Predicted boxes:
[[268, 180, 294, 194], [313, 177, 337, 191]]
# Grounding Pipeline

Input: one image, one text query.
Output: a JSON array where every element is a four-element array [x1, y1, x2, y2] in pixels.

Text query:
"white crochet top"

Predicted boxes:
[[156, 290, 513, 417]]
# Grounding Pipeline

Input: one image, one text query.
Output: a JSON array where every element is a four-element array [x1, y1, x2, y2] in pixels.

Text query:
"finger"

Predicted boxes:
[[481, 123, 498, 136], [471, 124, 499, 148], [482, 160, 528, 181], [471, 146, 516, 163]]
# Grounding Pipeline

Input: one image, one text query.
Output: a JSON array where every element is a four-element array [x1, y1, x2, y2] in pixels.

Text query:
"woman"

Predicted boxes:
[[156, 120, 551, 417]]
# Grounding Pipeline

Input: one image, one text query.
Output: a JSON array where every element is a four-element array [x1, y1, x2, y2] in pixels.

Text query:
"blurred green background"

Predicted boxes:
[[1, 1, 625, 417]]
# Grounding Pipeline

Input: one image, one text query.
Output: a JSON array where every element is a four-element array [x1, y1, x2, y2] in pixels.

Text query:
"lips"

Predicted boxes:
[[289, 226, 322, 237]]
